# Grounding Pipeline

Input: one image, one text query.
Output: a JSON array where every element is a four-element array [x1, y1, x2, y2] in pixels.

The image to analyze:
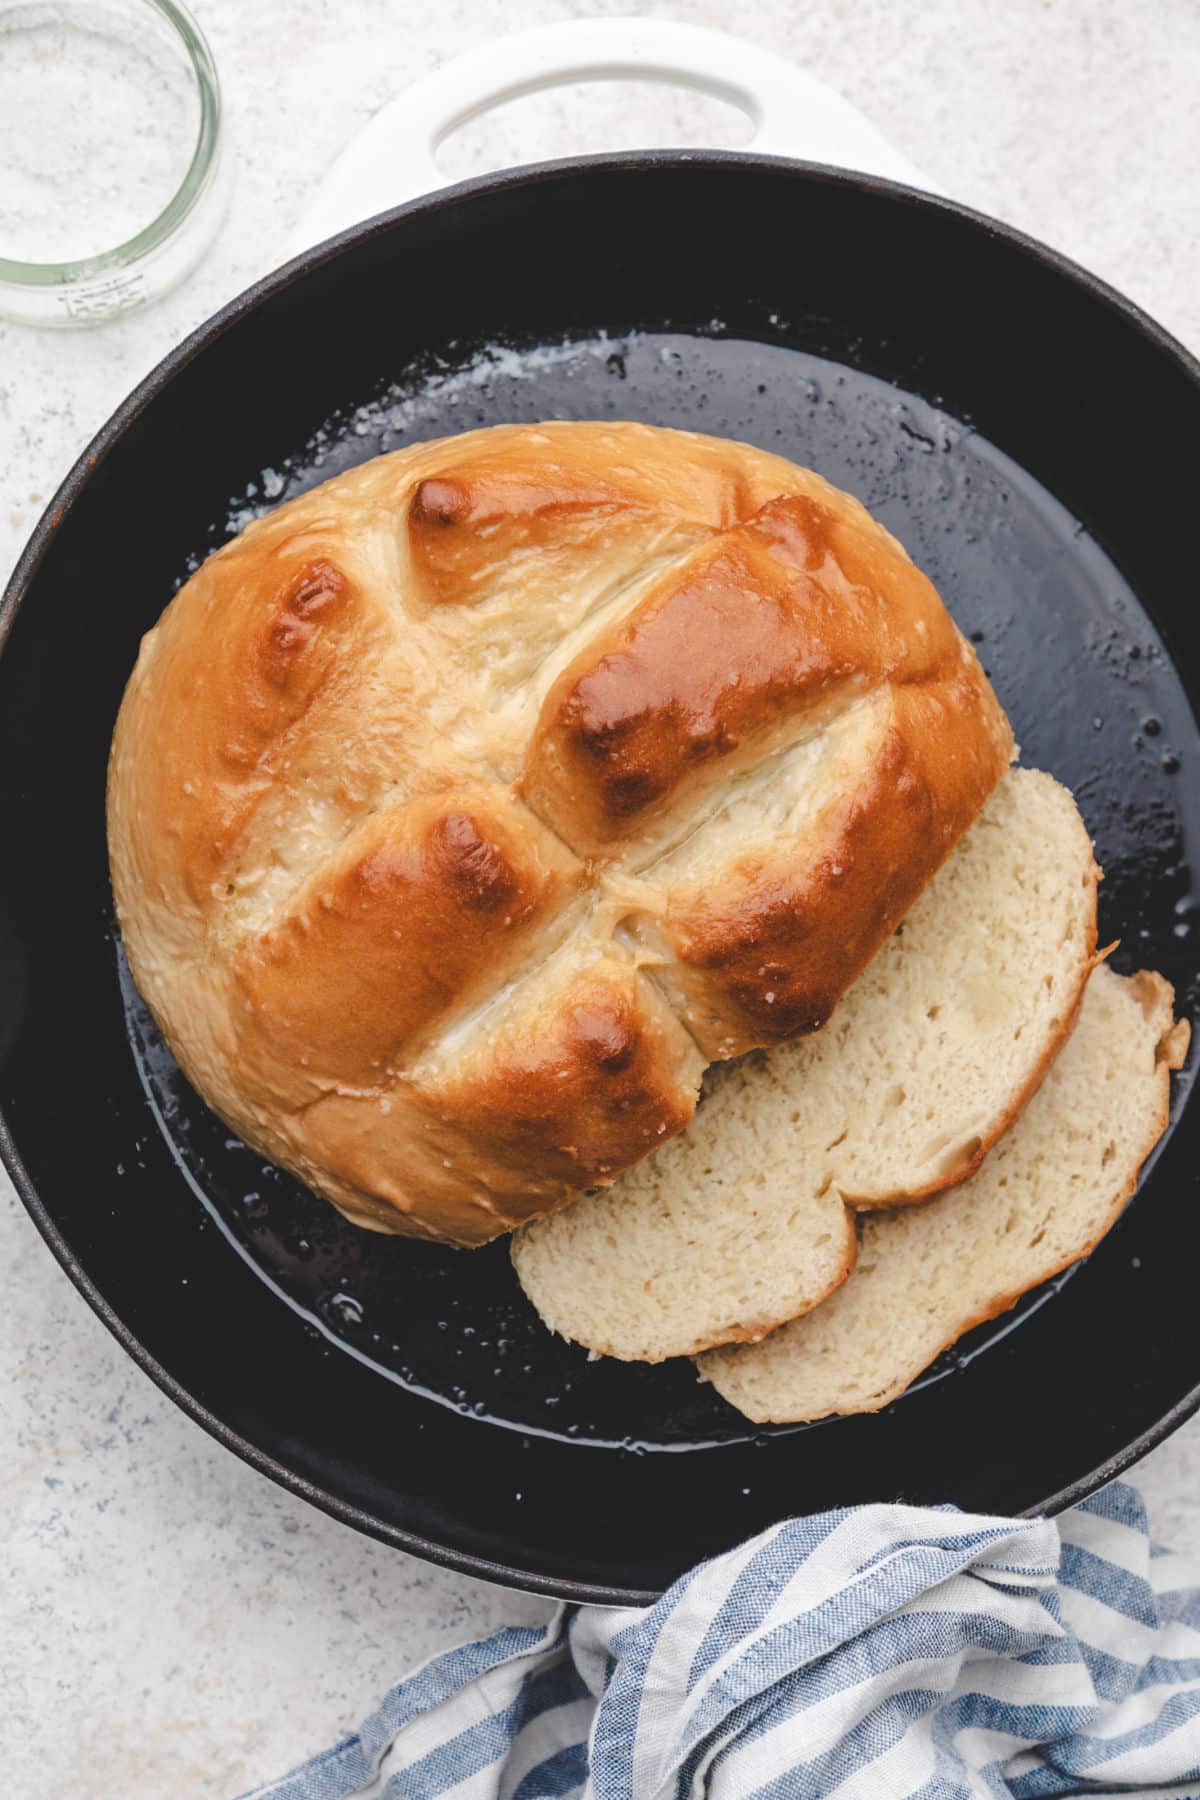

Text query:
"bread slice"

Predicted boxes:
[[512, 768, 1099, 1360], [701, 964, 1189, 1420]]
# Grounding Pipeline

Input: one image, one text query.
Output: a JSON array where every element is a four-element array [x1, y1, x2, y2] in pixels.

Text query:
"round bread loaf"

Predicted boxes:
[[107, 421, 1013, 1245]]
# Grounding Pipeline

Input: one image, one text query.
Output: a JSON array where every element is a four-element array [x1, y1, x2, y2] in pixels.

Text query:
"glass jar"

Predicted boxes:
[[0, 0, 227, 325]]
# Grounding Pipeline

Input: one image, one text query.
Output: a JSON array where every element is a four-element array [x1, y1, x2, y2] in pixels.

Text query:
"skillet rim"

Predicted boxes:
[[3, 146, 1200, 1604]]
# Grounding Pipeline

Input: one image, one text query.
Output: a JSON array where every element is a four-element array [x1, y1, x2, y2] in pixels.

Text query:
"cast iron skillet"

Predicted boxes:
[[2, 154, 1199, 1604]]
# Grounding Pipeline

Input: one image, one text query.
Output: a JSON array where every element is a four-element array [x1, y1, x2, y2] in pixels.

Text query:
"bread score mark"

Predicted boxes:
[[109, 422, 1015, 1243]]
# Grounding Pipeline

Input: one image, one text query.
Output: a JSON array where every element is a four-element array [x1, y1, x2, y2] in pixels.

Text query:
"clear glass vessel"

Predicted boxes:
[[0, 0, 226, 325]]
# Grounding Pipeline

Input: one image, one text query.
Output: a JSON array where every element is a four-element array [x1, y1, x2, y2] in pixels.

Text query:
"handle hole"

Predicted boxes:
[[435, 79, 753, 181]]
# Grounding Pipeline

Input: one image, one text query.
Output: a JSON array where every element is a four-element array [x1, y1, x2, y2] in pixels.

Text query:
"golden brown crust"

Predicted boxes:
[[424, 962, 702, 1203], [524, 497, 878, 851], [407, 465, 651, 609], [272, 960, 705, 1246], [232, 786, 584, 1107], [1161, 1017, 1192, 1070], [642, 674, 1011, 1058], [121, 547, 381, 912], [525, 491, 1004, 866], [108, 421, 1014, 1244]]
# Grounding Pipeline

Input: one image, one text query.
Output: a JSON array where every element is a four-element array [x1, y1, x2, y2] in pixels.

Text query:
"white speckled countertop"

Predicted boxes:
[[2, 3, 1199, 1793]]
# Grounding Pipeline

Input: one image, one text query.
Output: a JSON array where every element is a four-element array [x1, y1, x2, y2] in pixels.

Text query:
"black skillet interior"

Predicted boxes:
[[1, 156, 1198, 1603]]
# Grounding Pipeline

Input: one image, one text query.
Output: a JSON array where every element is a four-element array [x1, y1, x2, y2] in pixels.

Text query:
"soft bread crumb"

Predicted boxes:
[[700, 962, 1184, 1420], [512, 768, 1099, 1360]]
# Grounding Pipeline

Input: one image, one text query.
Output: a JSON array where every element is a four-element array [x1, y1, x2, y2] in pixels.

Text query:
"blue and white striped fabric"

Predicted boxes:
[[241, 1481, 1200, 1800]]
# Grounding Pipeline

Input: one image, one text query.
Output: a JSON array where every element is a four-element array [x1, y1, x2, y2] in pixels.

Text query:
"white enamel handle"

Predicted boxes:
[[290, 18, 939, 256]]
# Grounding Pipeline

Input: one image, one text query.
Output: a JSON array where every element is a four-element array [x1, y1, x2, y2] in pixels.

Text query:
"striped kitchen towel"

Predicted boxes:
[[240, 1481, 1200, 1799]]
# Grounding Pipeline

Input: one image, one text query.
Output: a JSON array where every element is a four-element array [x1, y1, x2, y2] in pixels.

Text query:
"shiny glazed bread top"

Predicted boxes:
[[107, 422, 1013, 1243]]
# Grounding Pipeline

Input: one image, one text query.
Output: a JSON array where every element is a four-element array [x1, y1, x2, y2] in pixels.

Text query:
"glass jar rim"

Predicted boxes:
[[0, 0, 222, 288]]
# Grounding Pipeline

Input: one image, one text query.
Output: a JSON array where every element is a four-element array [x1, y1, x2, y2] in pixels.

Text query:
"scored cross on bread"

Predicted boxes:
[[108, 422, 1012, 1244]]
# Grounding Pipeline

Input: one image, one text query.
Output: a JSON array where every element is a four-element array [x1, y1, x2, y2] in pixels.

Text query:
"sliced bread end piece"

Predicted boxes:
[[699, 964, 1189, 1422], [512, 767, 1098, 1362]]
